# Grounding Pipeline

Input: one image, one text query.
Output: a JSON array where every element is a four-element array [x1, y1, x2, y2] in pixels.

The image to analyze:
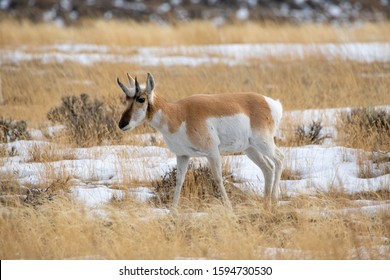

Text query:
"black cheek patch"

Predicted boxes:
[[119, 104, 133, 129]]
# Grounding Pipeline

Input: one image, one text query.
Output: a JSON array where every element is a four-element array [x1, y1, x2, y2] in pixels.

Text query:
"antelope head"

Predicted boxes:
[[117, 73, 155, 131]]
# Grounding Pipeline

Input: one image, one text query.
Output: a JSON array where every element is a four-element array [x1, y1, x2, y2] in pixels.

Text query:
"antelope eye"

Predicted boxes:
[[136, 97, 145, 103]]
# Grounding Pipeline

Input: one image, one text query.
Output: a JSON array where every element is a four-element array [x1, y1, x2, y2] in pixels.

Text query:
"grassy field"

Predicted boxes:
[[1, 20, 390, 126], [1, 20, 390, 46], [1, 193, 389, 259], [1, 61, 389, 127], [0, 20, 389, 259]]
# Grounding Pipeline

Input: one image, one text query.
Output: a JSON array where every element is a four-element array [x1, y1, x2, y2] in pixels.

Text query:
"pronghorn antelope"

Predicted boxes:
[[117, 73, 284, 209]]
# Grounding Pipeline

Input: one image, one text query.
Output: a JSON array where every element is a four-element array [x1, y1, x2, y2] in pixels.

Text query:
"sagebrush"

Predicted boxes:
[[338, 108, 390, 151], [0, 117, 30, 143], [47, 93, 122, 147], [281, 120, 329, 146]]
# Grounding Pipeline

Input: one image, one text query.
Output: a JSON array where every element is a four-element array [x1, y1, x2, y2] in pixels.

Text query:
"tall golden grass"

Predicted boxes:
[[1, 20, 390, 46], [1, 60, 389, 127], [0, 192, 389, 259]]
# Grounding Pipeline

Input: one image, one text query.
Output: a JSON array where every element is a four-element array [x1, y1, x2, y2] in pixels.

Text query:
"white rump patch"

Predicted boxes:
[[264, 96, 283, 131]]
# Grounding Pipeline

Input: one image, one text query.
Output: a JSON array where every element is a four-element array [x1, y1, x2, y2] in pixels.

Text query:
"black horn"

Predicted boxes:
[[117, 77, 134, 98], [135, 76, 141, 94]]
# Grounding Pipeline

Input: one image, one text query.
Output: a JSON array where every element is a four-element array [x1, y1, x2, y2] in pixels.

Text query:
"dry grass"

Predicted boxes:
[[1, 60, 389, 129], [1, 147, 388, 260], [0, 192, 389, 260], [1, 20, 389, 130], [337, 108, 390, 152], [281, 168, 303, 181], [279, 120, 331, 147], [0, 117, 31, 143], [1, 20, 390, 46], [354, 150, 390, 179], [151, 163, 249, 211], [28, 143, 76, 162]]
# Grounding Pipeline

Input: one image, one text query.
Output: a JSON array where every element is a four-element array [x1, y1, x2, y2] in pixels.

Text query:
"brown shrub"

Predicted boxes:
[[47, 93, 122, 147], [280, 120, 330, 146], [0, 117, 31, 143], [338, 108, 390, 151]]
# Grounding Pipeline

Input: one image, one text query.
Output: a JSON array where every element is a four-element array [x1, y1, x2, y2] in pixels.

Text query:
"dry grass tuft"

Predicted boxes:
[[0, 117, 31, 143], [280, 120, 330, 146], [337, 108, 390, 152], [28, 143, 76, 163], [0, 172, 24, 206], [0, 145, 18, 159], [281, 168, 303, 181], [351, 189, 390, 201], [354, 150, 390, 179], [0, 166, 73, 209], [151, 163, 250, 210]]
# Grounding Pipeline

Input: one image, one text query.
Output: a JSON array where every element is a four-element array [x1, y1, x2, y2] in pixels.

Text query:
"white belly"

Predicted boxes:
[[162, 123, 209, 156], [159, 114, 252, 157], [208, 114, 251, 153]]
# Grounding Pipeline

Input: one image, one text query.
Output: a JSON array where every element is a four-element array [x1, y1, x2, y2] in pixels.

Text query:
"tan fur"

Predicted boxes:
[[148, 92, 274, 150]]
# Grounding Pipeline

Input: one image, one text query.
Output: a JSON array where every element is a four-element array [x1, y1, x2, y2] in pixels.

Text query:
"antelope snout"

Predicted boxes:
[[118, 120, 129, 131]]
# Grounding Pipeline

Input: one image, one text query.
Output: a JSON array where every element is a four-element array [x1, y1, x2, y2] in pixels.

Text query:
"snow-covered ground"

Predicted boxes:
[[1, 107, 389, 210], [1, 42, 390, 66]]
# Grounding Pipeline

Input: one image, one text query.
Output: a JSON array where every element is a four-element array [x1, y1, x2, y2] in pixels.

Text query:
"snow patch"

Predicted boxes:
[[2, 43, 390, 66]]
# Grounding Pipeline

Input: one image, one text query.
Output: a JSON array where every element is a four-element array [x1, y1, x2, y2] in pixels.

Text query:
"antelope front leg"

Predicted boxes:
[[171, 155, 190, 210], [207, 154, 233, 210]]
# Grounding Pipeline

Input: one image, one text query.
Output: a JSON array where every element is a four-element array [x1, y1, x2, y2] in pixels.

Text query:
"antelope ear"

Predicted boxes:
[[127, 73, 135, 88], [146, 72, 155, 104], [134, 76, 141, 95], [146, 72, 155, 93], [117, 77, 135, 98]]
